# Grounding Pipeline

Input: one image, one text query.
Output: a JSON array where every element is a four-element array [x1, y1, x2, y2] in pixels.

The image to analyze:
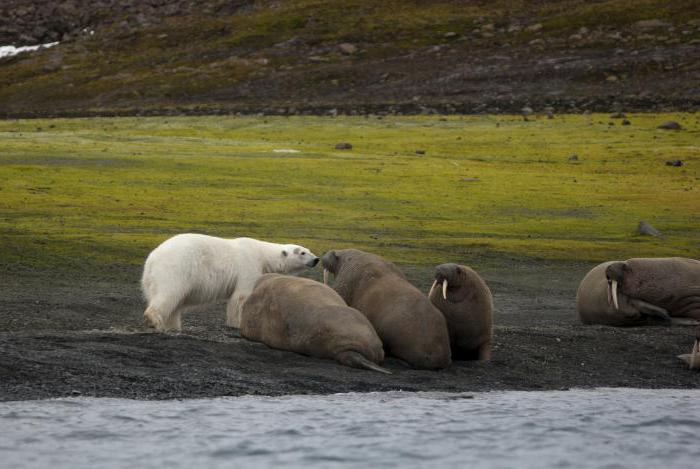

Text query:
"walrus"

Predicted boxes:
[[321, 249, 451, 370], [428, 263, 493, 361], [605, 257, 700, 322], [239, 273, 391, 374], [576, 261, 676, 326], [678, 326, 700, 370]]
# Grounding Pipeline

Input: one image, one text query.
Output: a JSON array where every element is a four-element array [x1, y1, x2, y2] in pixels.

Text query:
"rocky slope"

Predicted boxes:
[[1, 0, 699, 116]]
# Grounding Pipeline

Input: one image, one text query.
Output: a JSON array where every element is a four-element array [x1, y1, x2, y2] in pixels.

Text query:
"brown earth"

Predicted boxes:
[[1, 259, 698, 402]]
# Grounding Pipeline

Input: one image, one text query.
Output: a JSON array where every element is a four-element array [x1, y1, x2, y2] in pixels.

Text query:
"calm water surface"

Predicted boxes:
[[1, 389, 699, 468]]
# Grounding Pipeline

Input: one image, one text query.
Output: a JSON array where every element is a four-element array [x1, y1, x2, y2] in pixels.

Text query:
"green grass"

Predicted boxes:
[[0, 114, 698, 270]]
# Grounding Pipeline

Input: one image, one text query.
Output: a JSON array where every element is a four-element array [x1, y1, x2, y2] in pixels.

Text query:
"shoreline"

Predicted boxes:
[[2, 262, 697, 402]]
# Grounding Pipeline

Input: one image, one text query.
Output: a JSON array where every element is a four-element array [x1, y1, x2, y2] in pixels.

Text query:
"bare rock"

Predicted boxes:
[[568, 154, 579, 161], [338, 43, 357, 54], [665, 159, 683, 167], [658, 121, 682, 130], [610, 112, 626, 118], [622, 119, 631, 125], [637, 221, 663, 238], [634, 19, 670, 30], [335, 143, 352, 150]]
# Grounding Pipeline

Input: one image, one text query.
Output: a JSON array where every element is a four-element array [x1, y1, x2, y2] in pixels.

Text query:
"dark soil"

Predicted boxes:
[[2, 261, 697, 402]]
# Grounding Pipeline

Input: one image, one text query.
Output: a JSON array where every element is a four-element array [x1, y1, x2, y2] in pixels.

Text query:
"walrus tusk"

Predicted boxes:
[[611, 280, 619, 311], [692, 340, 699, 369], [323, 268, 329, 285], [428, 280, 437, 298], [442, 279, 448, 300]]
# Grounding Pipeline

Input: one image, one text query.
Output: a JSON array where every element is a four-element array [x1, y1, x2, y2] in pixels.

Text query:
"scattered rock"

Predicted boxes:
[[568, 154, 579, 161], [622, 119, 631, 125], [526, 23, 543, 32], [335, 142, 353, 150], [461, 177, 480, 182], [634, 19, 670, 30], [529, 38, 545, 46], [665, 159, 683, 167], [521, 106, 533, 121], [657, 121, 682, 130], [637, 221, 663, 238], [610, 112, 626, 118], [338, 43, 357, 54], [443, 31, 458, 39], [415, 150, 426, 155]]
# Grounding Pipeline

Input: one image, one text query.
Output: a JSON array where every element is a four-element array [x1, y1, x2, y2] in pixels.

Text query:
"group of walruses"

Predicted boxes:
[[142, 235, 700, 373]]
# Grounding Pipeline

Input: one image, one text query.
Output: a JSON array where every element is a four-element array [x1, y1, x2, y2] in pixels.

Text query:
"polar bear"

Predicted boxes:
[[141, 233, 319, 331]]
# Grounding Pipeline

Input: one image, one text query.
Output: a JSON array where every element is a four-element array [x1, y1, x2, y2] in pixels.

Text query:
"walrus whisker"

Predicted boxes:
[[428, 280, 437, 298], [611, 280, 619, 311], [442, 279, 448, 300]]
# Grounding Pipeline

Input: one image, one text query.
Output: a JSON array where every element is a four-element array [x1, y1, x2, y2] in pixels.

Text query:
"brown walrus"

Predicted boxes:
[[576, 261, 676, 326], [321, 249, 451, 370], [678, 326, 700, 370], [428, 263, 493, 361], [240, 273, 390, 374], [605, 257, 700, 322]]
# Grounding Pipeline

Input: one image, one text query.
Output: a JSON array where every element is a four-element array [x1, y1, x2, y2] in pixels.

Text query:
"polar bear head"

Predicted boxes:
[[281, 244, 319, 274]]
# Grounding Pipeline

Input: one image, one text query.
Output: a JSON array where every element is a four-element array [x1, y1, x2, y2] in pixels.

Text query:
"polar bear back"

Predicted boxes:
[[141, 233, 291, 306]]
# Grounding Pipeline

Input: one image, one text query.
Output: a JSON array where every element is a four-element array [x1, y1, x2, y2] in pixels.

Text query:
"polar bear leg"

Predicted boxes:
[[226, 276, 259, 328], [144, 295, 183, 332], [226, 293, 246, 328]]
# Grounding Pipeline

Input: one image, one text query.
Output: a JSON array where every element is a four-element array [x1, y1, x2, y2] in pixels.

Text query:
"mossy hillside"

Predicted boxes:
[[1, 0, 698, 114], [0, 114, 697, 271]]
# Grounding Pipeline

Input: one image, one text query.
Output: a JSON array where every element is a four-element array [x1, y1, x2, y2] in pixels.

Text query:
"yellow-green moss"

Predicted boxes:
[[0, 114, 698, 270]]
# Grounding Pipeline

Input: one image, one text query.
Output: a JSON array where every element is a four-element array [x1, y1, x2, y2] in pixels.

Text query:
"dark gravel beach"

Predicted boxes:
[[2, 259, 697, 402]]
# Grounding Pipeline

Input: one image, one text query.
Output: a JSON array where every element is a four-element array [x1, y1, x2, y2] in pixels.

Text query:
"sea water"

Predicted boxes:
[[1, 389, 699, 468]]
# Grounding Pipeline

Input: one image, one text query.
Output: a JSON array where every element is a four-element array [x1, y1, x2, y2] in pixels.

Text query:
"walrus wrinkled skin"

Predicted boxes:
[[239, 274, 390, 374], [605, 257, 700, 322], [428, 263, 493, 361], [322, 249, 451, 370], [576, 261, 677, 326], [678, 326, 700, 370]]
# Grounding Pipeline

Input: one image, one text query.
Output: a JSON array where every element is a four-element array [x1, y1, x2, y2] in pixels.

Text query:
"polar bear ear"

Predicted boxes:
[[281, 250, 288, 257]]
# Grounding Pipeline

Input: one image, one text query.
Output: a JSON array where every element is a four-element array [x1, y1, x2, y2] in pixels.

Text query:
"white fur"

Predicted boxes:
[[141, 233, 318, 331]]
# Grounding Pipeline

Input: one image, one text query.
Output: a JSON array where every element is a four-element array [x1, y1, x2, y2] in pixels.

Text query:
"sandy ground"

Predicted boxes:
[[1, 260, 698, 402]]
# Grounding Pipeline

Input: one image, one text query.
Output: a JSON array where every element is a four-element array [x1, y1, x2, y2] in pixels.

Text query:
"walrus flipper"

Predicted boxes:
[[338, 351, 392, 374], [678, 340, 700, 370], [628, 299, 671, 323]]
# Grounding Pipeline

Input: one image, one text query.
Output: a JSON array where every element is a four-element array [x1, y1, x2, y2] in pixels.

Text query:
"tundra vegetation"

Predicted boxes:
[[0, 113, 697, 273]]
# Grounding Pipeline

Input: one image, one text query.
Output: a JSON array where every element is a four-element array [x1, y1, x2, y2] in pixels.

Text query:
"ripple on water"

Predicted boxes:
[[1, 389, 699, 469]]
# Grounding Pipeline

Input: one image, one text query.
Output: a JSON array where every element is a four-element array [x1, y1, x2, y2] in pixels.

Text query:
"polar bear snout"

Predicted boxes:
[[307, 257, 320, 267]]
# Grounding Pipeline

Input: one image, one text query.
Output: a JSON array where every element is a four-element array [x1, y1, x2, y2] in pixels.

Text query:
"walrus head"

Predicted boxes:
[[429, 263, 467, 303], [605, 258, 699, 316], [321, 250, 339, 284]]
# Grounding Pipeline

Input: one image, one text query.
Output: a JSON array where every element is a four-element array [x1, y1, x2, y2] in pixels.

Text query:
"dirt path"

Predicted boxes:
[[1, 261, 697, 401]]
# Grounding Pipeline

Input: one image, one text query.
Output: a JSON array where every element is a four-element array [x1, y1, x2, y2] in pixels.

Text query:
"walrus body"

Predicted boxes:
[[239, 274, 390, 374], [605, 257, 700, 321], [576, 261, 675, 326], [322, 249, 451, 370], [428, 263, 493, 361]]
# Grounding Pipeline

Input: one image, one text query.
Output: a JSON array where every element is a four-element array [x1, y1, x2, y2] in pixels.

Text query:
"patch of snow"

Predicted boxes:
[[0, 42, 59, 59]]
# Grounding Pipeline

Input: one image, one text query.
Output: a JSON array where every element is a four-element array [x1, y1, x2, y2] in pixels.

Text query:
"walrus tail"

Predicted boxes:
[[338, 351, 392, 374]]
